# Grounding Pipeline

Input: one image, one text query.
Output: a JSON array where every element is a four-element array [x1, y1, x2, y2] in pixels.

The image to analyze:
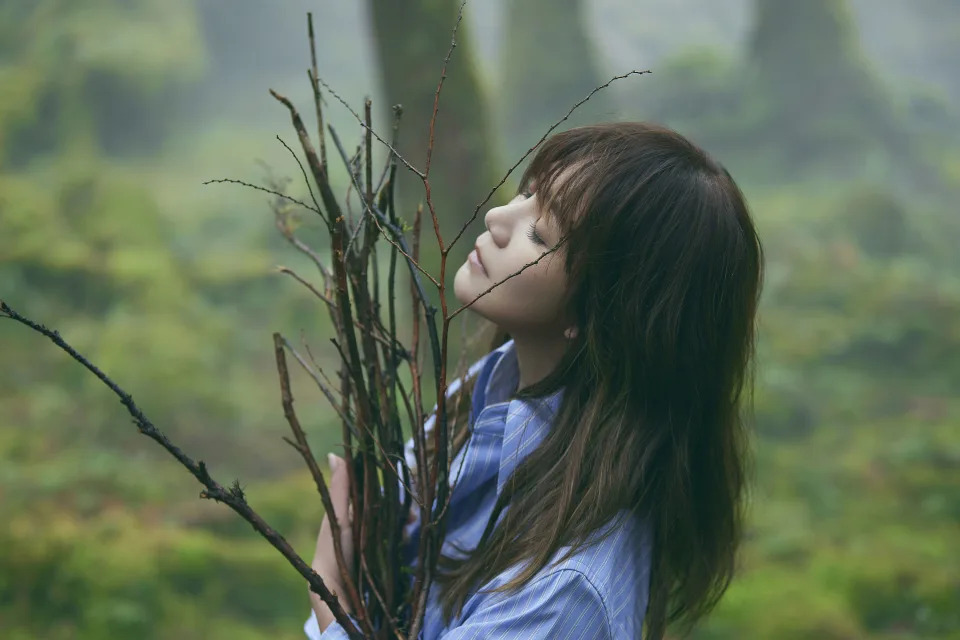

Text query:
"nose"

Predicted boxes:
[[483, 203, 512, 248]]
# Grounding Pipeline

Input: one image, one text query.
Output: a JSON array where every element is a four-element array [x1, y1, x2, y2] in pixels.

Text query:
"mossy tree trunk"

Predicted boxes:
[[0, 0, 204, 166], [747, 0, 900, 166], [366, 0, 501, 246], [499, 0, 614, 162], [912, 0, 960, 102]]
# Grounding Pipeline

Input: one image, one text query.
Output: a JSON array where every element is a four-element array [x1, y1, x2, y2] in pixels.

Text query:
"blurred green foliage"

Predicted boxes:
[[636, 0, 960, 189], [1, 0, 958, 638], [1, 3, 341, 635]]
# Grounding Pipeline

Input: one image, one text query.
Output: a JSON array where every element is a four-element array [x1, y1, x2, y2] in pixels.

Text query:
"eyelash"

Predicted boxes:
[[518, 188, 544, 244], [527, 222, 546, 246]]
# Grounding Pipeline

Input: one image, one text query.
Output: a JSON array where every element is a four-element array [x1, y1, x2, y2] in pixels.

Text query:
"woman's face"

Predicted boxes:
[[453, 191, 570, 336]]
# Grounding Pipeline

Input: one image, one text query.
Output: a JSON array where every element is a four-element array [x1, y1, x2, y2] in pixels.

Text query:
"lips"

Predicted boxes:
[[469, 244, 488, 275]]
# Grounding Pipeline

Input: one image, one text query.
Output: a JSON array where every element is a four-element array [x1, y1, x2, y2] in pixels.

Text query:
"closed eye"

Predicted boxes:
[[527, 221, 546, 246]]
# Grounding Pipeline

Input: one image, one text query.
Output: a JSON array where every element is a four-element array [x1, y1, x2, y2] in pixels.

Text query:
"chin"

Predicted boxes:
[[453, 271, 494, 320], [452, 268, 474, 306]]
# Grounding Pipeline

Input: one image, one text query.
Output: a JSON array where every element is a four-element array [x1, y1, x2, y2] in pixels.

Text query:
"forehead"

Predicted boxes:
[[527, 162, 588, 232]]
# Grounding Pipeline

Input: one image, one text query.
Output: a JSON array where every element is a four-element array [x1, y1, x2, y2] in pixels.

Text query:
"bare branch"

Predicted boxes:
[[417, 0, 469, 261], [306, 13, 328, 172], [278, 231, 334, 289], [374, 105, 403, 196], [424, 0, 466, 179], [277, 267, 397, 357], [310, 74, 425, 180], [273, 333, 364, 621], [0, 300, 364, 640], [256, 165, 334, 290], [327, 124, 441, 289]]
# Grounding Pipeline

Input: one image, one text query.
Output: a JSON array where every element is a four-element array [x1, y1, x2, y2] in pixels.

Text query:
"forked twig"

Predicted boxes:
[[0, 300, 364, 640], [311, 74, 425, 180], [274, 333, 364, 620]]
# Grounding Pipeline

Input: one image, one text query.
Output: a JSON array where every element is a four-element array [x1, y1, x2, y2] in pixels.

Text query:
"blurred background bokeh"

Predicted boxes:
[[1, 1, 958, 638]]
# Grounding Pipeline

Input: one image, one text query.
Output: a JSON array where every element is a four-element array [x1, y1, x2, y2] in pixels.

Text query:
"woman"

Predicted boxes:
[[306, 122, 764, 639]]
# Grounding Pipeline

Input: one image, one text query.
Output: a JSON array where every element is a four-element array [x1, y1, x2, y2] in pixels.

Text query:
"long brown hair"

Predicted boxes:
[[435, 123, 764, 638]]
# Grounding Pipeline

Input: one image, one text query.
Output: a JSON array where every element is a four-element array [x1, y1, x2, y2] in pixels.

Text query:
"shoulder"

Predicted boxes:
[[541, 512, 652, 639], [465, 511, 652, 639], [458, 567, 613, 640]]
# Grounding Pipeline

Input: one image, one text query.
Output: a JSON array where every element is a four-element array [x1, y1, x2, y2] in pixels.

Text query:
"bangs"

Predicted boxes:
[[517, 122, 714, 244], [518, 129, 614, 236]]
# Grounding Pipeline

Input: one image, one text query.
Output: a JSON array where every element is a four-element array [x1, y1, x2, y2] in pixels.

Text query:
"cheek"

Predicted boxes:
[[498, 264, 568, 321], [453, 255, 568, 326], [519, 267, 562, 301]]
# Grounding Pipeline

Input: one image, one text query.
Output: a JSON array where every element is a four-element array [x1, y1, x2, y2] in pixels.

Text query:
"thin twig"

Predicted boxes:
[[419, 0, 469, 259], [300, 332, 344, 404], [276, 134, 328, 225], [446, 69, 652, 252], [424, 0, 466, 179], [374, 105, 403, 196], [358, 550, 404, 640], [449, 236, 569, 320], [274, 333, 363, 618], [277, 266, 339, 308], [279, 340, 392, 462], [281, 233, 334, 290], [202, 178, 319, 215], [311, 75, 424, 179], [0, 300, 364, 640], [257, 166, 334, 290], [327, 124, 440, 289], [364, 98, 374, 242], [277, 267, 397, 355]]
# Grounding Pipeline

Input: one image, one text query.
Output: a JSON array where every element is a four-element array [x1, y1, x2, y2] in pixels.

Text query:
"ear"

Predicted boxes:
[[563, 326, 578, 339]]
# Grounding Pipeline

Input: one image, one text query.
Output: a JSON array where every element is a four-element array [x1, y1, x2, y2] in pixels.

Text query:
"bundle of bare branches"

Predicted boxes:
[[0, 7, 646, 639]]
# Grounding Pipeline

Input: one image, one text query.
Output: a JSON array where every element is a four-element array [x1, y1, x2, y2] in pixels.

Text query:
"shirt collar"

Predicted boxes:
[[473, 340, 565, 494], [498, 385, 563, 494], [483, 339, 520, 407]]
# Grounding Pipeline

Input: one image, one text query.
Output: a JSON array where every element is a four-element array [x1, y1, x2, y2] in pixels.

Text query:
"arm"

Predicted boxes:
[[305, 352, 500, 638], [306, 569, 613, 640], [306, 454, 357, 638], [304, 609, 352, 640], [437, 569, 613, 640]]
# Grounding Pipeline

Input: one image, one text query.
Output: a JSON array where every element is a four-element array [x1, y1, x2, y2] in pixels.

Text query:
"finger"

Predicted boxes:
[[327, 454, 356, 563], [327, 453, 351, 522]]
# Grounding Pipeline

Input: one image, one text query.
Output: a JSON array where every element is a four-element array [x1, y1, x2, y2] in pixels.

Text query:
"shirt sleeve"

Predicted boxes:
[[303, 610, 354, 640], [438, 569, 613, 640], [305, 570, 613, 640]]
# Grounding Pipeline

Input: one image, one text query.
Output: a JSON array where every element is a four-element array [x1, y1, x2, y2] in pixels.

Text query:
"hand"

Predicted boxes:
[[310, 453, 354, 632]]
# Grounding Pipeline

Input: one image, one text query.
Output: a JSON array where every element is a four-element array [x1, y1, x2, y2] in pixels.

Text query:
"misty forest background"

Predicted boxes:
[[1, 0, 958, 638]]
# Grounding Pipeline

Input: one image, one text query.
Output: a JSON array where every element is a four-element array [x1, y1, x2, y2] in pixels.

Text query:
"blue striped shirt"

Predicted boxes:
[[305, 340, 651, 639]]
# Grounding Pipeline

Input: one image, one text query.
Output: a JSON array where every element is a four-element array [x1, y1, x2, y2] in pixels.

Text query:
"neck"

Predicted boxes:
[[508, 330, 568, 390]]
